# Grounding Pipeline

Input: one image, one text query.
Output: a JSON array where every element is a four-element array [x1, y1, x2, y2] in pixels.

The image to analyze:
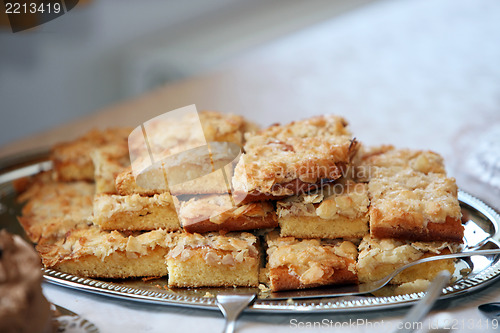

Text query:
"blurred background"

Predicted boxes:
[[1, 0, 500, 202], [0, 0, 375, 147]]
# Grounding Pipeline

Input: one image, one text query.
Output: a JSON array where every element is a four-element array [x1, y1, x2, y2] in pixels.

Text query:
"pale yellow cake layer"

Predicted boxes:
[[359, 254, 455, 285], [48, 249, 169, 279], [167, 232, 259, 287], [277, 180, 369, 239], [167, 249, 259, 287], [279, 215, 368, 239]]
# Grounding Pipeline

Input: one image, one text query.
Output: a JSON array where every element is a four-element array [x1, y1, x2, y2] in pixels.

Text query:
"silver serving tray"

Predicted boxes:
[[1, 151, 500, 313]]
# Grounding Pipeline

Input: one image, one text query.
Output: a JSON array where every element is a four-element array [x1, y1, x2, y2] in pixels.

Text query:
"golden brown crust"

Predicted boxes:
[[128, 110, 255, 177], [370, 216, 464, 243], [14, 116, 469, 291], [116, 165, 233, 196], [168, 232, 259, 260], [51, 127, 131, 181], [266, 232, 358, 291], [269, 262, 357, 292], [368, 169, 463, 243], [199, 111, 257, 147], [182, 214, 278, 234], [177, 194, 277, 233], [232, 116, 358, 201], [234, 174, 349, 203]]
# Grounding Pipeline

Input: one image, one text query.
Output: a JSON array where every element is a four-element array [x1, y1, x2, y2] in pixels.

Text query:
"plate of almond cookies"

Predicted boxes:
[[1, 112, 500, 313]]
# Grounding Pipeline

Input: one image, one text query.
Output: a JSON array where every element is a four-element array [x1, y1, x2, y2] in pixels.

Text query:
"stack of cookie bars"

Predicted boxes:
[[16, 112, 464, 294]]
